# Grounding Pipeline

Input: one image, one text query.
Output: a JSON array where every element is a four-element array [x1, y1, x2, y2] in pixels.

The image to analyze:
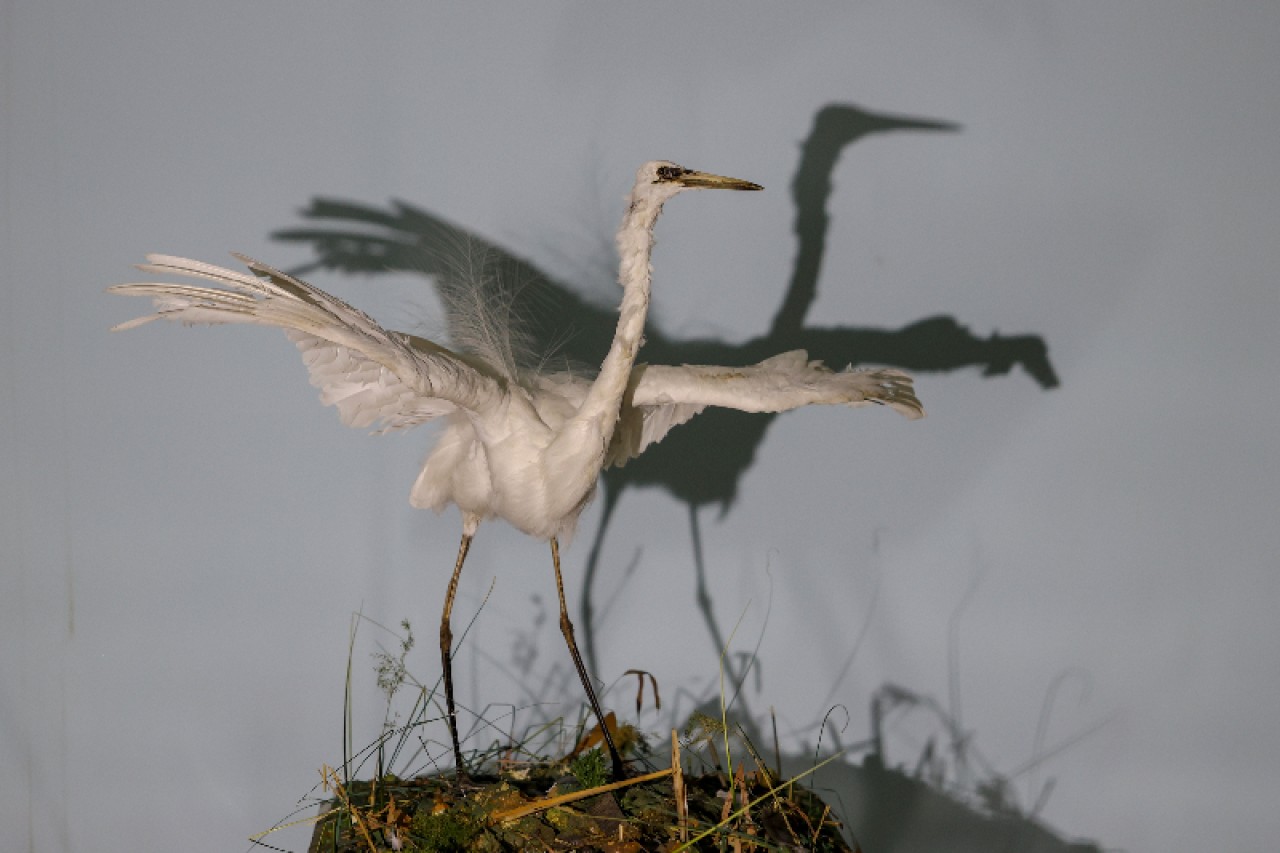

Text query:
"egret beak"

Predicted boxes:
[[675, 170, 763, 191]]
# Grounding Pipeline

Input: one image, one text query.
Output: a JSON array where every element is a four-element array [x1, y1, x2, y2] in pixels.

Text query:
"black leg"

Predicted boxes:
[[551, 537, 627, 780], [440, 532, 472, 781]]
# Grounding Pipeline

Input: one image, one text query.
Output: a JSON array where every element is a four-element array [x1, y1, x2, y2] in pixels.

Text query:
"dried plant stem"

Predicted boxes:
[[673, 750, 846, 853], [672, 729, 688, 844], [490, 766, 672, 823], [812, 803, 833, 847], [320, 765, 378, 853]]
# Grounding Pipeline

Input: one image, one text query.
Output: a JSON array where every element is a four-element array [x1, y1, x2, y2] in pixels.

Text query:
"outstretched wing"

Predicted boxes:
[[607, 350, 923, 467], [109, 254, 503, 433]]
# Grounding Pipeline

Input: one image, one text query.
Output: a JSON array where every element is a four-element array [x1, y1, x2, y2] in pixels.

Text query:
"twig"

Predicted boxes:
[[490, 767, 672, 823], [672, 730, 688, 844]]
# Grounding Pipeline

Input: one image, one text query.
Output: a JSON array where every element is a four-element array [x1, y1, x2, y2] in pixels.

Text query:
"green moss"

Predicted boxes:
[[568, 747, 609, 791], [407, 809, 479, 852]]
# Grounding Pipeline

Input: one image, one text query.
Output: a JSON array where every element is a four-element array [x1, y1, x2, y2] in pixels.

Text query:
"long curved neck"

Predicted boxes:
[[572, 195, 664, 427]]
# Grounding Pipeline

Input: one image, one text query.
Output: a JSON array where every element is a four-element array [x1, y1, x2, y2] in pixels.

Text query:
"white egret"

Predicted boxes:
[[109, 160, 924, 780]]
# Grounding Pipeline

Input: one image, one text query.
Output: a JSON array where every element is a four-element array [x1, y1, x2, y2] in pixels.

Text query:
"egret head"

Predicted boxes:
[[631, 160, 763, 205]]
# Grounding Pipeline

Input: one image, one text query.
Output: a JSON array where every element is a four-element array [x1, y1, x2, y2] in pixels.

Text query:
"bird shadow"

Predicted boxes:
[[272, 101, 1059, 682], [273, 100, 1073, 851]]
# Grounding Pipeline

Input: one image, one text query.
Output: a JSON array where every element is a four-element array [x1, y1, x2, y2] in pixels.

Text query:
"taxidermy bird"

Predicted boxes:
[[109, 160, 924, 781]]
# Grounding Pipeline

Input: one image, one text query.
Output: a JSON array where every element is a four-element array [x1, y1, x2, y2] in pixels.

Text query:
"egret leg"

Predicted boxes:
[[440, 533, 472, 781], [551, 537, 627, 780]]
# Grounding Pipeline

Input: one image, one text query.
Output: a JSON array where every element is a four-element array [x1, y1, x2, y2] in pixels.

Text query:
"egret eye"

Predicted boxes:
[[655, 165, 685, 182]]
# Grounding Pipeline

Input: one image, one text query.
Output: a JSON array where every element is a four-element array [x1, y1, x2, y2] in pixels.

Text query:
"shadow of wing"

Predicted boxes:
[[274, 198, 622, 369]]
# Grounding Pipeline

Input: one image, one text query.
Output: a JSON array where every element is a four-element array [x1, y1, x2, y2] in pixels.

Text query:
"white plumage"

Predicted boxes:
[[110, 160, 923, 780]]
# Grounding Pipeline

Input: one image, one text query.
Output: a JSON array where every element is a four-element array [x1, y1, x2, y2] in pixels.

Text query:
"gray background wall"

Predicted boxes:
[[4, 3, 1278, 851]]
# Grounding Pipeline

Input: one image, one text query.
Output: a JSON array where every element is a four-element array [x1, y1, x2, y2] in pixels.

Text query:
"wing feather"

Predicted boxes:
[[631, 351, 923, 418], [110, 254, 497, 432], [606, 350, 923, 466]]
